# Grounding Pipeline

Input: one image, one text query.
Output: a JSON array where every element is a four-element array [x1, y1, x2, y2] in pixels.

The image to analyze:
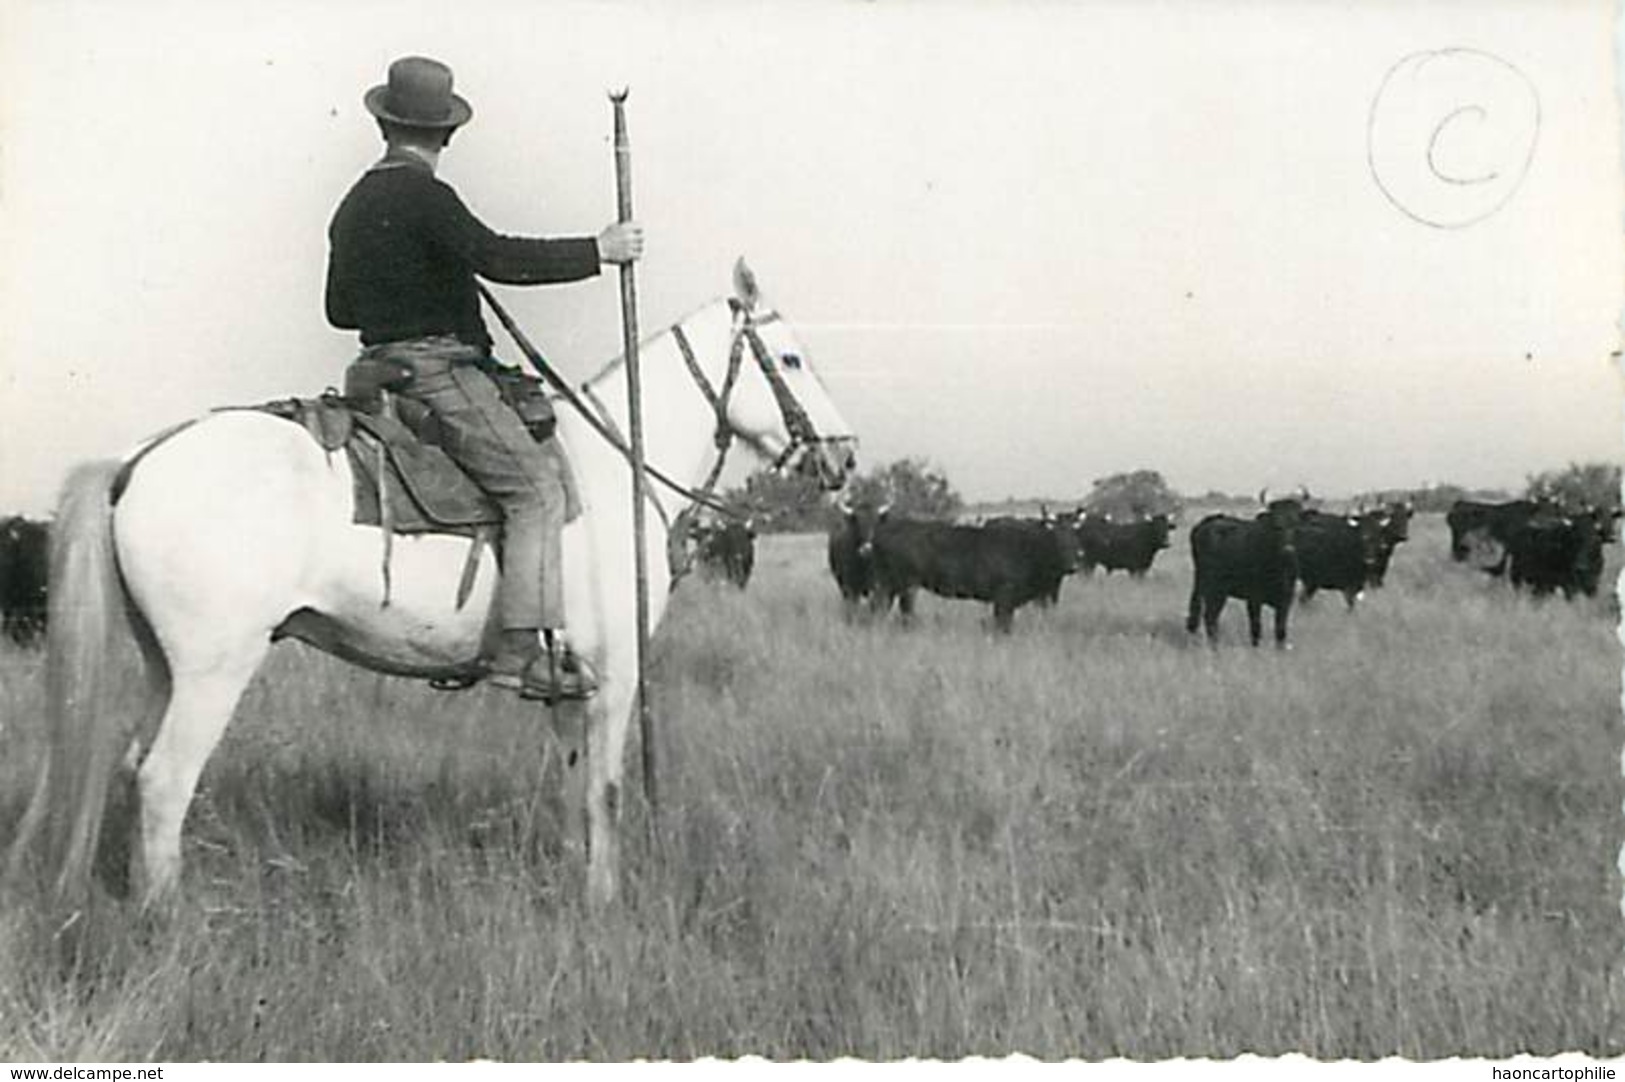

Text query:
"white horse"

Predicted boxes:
[[5, 259, 856, 910]]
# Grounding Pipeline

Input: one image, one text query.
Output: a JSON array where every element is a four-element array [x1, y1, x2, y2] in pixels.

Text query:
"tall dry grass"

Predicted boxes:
[[0, 515, 1619, 1059]]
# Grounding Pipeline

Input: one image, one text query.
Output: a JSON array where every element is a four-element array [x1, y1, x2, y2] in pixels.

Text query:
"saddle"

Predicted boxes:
[[256, 391, 500, 534]]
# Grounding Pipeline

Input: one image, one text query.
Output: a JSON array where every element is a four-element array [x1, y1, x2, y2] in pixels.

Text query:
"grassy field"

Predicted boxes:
[[0, 513, 1620, 1060]]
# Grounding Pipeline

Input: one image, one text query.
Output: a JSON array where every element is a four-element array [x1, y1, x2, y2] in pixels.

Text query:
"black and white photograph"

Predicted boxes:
[[0, 0, 1620, 1065]]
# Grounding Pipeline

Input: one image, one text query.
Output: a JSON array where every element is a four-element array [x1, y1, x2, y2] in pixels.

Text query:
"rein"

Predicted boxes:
[[477, 284, 824, 523], [477, 284, 738, 519]]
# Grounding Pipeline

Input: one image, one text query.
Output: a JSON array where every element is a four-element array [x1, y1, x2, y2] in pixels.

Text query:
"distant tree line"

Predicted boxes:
[[723, 470, 825, 533], [1355, 484, 1498, 515], [726, 460, 1618, 533], [725, 457, 962, 533], [1081, 470, 1182, 519], [1356, 463, 1618, 514], [1524, 462, 1620, 510]]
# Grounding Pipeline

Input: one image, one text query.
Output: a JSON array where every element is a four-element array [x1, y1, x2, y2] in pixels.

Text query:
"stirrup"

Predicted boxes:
[[518, 647, 599, 704], [429, 673, 481, 692]]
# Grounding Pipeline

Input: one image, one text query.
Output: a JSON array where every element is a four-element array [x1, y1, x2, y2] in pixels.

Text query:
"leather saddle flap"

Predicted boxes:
[[241, 396, 499, 533], [347, 410, 501, 532]]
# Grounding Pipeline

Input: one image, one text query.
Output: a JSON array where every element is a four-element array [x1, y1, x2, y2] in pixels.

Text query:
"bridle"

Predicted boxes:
[[480, 284, 831, 530], [668, 302, 824, 496]]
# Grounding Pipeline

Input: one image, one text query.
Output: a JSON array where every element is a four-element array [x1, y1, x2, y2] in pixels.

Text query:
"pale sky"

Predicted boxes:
[[1, 0, 1621, 513]]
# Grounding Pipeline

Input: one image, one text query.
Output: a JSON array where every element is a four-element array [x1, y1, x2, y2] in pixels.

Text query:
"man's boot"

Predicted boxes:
[[484, 627, 543, 692], [518, 630, 600, 703]]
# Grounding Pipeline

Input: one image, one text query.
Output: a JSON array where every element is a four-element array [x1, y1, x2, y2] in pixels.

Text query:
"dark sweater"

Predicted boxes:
[[325, 154, 601, 350]]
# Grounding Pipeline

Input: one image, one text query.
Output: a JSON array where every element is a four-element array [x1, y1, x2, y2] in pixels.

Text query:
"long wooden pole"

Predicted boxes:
[[609, 88, 658, 827]]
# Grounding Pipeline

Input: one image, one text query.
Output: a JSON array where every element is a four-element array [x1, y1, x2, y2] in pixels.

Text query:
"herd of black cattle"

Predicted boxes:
[[822, 493, 1619, 645], [0, 496, 1615, 652], [823, 495, 1410, 643]]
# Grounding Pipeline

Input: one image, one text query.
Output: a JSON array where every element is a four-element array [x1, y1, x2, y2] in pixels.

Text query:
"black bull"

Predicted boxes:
[[1448, 498, 1618, 597], [982, 514, 1087, 605], [1506, 508, 1616, 599], [0, 515, 50, 647], [691, 519, 756, 589], [827, 504, 880, 616], [1364, 502, 1413, 587], [862, 514, 1080, 632], [1076, 514, 1174, 577], [1446, 499, 1548, 566], [1186, 499, 1306, 647], [1294, 510, 1387, 609]]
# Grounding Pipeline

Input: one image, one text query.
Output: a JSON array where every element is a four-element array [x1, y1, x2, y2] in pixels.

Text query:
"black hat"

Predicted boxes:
[[364, 56, 472, 129]]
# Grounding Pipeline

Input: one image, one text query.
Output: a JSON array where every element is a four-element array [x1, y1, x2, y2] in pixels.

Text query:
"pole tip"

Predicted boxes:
[[609, 86, 629, 103]]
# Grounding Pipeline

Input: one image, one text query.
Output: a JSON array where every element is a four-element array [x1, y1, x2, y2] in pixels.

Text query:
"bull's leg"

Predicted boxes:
[[1202, 594, 1225, 645], [1273, 602, 1291, 648], [1185, 581, 1203, 634], [991, 598, 1015, 634], [1246, 599, 1264, 646], [897, 587, 917, 625], [1342, 589, 1359, 610], [868, 587, 891, 619]]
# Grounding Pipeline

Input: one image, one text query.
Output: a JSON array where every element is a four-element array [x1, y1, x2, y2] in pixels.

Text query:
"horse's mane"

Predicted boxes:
[[577, 294, 730, 390]]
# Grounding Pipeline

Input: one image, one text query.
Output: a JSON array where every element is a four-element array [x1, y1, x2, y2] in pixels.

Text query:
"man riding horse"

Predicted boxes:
[[325, 56, 645, 703]]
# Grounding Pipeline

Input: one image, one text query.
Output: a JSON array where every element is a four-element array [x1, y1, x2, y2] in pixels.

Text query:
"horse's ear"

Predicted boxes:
[[733, 257, 760, 313]]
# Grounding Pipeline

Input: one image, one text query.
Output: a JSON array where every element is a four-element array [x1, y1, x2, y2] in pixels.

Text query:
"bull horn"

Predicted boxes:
[[877, 501, 893, 519], [1258, 488, 1269, 506]]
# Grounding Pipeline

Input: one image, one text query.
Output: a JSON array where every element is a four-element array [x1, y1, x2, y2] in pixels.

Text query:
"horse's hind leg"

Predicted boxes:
[[131, 641, 268, 905], [106, 412, 325, 904]]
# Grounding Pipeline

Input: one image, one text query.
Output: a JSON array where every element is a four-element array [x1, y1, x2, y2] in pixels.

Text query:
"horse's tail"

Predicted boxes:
[[4, 460, 167, 906]]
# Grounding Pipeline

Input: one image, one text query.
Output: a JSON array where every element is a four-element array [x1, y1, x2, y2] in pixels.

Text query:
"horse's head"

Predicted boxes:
[[723, 259, 857, 490]]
